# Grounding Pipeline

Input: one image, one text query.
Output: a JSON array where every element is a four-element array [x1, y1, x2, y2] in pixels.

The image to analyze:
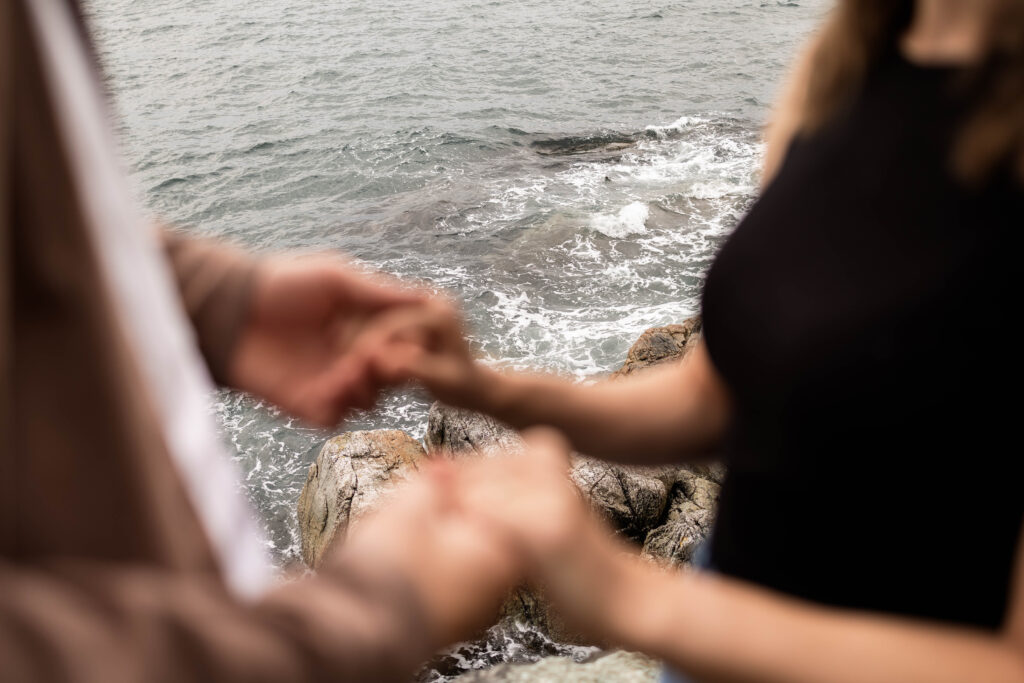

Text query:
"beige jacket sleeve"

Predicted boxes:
[[2, 1, 443, 679], [0, 554, 435, 683], [161, 231, 259, 385]]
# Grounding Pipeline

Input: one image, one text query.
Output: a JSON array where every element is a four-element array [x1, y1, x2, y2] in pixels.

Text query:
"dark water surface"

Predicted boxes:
[[86, 0, 826, 675]]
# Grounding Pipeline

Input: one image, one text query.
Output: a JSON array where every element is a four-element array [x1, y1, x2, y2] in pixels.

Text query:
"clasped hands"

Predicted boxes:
[[226, 254, 623, 647]]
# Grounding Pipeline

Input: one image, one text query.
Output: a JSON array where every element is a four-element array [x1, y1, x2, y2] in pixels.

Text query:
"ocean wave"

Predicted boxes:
[[589, 201, 650, 238]]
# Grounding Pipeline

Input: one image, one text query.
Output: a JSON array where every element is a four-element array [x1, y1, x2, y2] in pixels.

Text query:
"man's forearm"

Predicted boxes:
[[0, 559, 435, 683], [160, 229, 259, 384]]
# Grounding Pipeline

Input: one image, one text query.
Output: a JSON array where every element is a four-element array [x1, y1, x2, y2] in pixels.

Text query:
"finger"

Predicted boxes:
[[304, 300, 469, 418], [367, 341, 426, 385], [346, 305, 443, 362], [422, 459, 460, 514], [520, 427, 573, 471], [302, 354, 378, 426], [344, 303, 466, 387], [299, 338, 419, 425], [367, 339, 473, 391], [330, 265, 432, 311]]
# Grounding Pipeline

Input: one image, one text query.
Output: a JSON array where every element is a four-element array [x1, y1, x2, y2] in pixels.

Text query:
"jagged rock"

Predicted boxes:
[[454, 650, 659, 682], [685, 461, 727, 486], [570, 457, 669, 541], [612, 316, 702, 378], [425, 403, 525, 456], [642, 468, 721, 567], [297, 430, 426, 568]]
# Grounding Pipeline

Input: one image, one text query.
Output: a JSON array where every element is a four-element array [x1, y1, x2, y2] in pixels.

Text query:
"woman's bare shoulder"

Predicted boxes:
[[761, 33, 823, 188]]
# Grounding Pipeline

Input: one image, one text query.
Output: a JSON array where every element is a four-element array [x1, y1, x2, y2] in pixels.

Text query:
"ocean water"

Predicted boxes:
[[85, 0, 826, 676]]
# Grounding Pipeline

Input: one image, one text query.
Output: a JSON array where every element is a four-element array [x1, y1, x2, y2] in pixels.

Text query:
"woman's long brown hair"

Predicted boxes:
[[800, 0, 1024, 184]]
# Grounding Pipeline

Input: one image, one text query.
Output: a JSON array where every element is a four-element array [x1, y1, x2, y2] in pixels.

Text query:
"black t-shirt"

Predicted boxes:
[[701, 50, 1024, 629]]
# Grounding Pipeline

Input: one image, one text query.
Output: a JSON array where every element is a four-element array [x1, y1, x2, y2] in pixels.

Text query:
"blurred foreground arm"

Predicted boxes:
[[0, 558, 428, 683], [456, 436, 1024, 683], [561, 521, 1024, 683], [360, 301, 732, 464], [471, 342, 730, 464], [162, 231, 425, 426], [0, 471, 519, 682], [161, 231, 260, 385]]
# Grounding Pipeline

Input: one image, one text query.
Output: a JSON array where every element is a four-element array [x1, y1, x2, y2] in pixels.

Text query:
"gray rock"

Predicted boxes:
[[531, 135, 637, 157], [425, 402, 525, 456], [297, 430, 426, 568], [426, 404, 671, 543], [454, 650, 659, 682], [570, 457, 669, 541], [642, 468, 721, 567], [612, 316, 702, 379]]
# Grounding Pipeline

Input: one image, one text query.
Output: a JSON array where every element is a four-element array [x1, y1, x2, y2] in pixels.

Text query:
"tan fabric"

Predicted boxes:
[[161, 231, 259, 385], [1, 0, 14, 555], [0, 0, 433, 679]]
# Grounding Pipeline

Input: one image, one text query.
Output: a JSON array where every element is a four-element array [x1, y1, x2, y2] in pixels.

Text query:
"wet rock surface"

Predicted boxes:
[[297, 430, 426, 568], [642, 467, 721, 567], [570, 458, 669, 541], [612, 316, 702, 378], [425, 403, 525, 456]]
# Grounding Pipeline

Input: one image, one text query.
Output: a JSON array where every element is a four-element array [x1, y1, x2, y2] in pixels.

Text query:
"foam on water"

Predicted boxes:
[[590, 201, 650, 238], [416, 621, 601, 683]]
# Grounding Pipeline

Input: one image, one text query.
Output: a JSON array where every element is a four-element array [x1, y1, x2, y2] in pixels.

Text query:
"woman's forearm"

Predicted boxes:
[[604, 550, 1024, 683], [473, 343, 730, 465]]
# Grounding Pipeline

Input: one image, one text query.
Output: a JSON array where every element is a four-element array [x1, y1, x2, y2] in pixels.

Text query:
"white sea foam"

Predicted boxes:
[[589, 201, 650, 238], [644, 114, 708, 138]]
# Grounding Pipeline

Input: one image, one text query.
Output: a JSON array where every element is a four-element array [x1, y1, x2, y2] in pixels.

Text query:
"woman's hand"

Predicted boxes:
[[347, 298, 504, 412], [447, 428, 644, 644]]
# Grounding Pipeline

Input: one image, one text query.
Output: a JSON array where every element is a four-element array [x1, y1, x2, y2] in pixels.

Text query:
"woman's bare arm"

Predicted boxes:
[[474, 342, 730, 464], [358, 303, 731, 465], [603, 525, 1024, 683], [457, 438, 1024, 683]]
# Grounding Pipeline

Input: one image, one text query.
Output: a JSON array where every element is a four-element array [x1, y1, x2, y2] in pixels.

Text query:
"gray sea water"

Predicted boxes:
[[86, 0, 826, 676]]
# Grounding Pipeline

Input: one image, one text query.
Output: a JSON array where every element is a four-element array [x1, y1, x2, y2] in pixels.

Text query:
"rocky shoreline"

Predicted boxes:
[[296, 315, 720, 681]]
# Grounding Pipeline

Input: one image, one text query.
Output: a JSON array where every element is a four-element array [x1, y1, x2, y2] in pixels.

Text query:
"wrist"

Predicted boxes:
[[600, 548, 687, 654], [470, 365, 516, 417]]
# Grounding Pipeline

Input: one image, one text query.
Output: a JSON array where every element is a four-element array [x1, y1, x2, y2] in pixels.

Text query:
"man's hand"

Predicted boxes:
[[330, 461, 525, 646], [228, 254, 426, 427]]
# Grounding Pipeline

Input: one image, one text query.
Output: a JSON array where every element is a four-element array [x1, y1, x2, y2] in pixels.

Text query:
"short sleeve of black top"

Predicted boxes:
[[701, 50, 1024, 630]]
